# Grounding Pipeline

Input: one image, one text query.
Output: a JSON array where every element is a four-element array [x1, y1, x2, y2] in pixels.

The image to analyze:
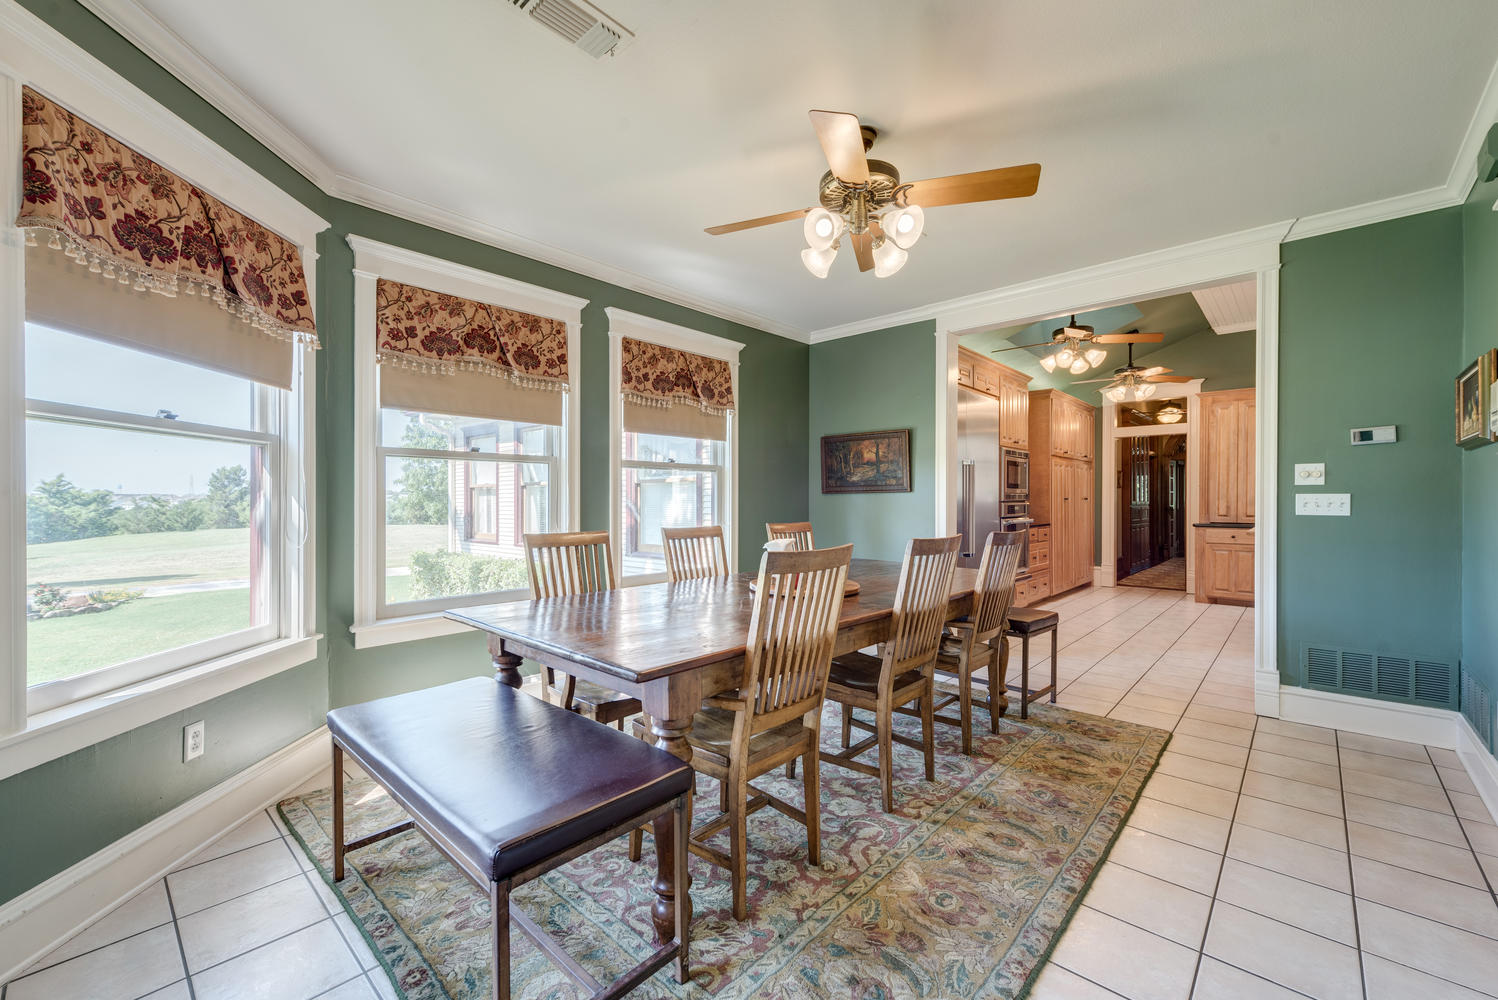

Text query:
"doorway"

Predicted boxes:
[[1118, 431, 1187, 590]]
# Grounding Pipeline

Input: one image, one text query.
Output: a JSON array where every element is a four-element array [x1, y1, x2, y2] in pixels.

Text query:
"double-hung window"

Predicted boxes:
[[607, 308, 741, 585], [349, 237, 583, 647], [2, 78, 322, 736]]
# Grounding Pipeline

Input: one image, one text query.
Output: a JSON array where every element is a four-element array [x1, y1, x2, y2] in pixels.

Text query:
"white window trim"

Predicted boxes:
[[347, 236, 585, 649], [605, 308, 742, 586], [0, 7, 327, 760]]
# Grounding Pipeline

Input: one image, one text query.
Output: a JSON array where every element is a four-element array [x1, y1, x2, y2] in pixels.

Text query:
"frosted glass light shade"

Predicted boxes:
[[1039, 353, 1058, 373], [801, 245, 837, 278], [1069, 357, 1090, 375], [1104, 385, 1127, 403], [1136, 383, 1157, 400], [872, 239, 908, 277], [1085, 348, 1107, 368], [1055, 346, 1076, 367], [803, 208, 844, 251], [882, 204, 925, 249]]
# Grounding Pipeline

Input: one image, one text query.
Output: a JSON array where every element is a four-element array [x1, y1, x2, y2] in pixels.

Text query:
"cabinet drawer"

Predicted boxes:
[[1200, 526, 1252, 546], [1030, 525, 1051, 544], [1028, 540, 1051, 570], [1015, 571, 1050, 606]]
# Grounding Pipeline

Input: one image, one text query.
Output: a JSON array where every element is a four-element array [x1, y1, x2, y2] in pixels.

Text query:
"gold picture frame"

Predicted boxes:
[[1457, 351, 1492, 448]]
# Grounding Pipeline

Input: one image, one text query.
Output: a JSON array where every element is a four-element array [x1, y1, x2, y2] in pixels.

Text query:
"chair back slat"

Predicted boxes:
[[765, 521, 815, 551], [971, 531, 1025, 642], [741, 544, 853, 732], [523, 530, 617, 598], [661, 525, 730, 581], [886, 536, 963, 678]]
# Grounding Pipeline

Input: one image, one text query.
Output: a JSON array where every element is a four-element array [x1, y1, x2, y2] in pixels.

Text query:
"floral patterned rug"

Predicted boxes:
[[279, 702, 1167, 1000]]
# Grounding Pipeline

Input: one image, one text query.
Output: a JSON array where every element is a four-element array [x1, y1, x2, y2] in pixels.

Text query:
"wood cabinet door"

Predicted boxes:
[[1011, 381, 1030, 449], [1051, 457, 1070, 586], [1238, 396, 1256, 521], [1202, 394, 1240, 523], [1076, 461, 1095, 589], [958, 358, 974, 388]]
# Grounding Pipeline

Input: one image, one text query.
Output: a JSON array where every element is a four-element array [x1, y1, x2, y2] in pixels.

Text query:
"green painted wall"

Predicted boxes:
[[1278, 209, 1465, 683], [1461, 171, 1498, 723], [1134, 329, 1256, 392], [0, 0, 808, 905], [807, 322, 936, 561]]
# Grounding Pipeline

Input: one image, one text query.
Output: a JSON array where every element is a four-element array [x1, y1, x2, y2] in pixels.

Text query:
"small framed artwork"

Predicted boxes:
[[821, 429, 912, 493], [1457, 352, 1492, 448], [1489, 350, 1498, 442]]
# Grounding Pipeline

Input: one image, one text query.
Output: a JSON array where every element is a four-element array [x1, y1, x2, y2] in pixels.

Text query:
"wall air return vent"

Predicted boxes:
[[1462, 669, 1493, 751], [1300, 644, 1456, 710], [507, 0, 633, 59]]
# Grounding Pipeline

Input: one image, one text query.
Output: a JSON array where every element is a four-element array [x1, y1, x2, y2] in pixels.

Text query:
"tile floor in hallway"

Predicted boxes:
[[5, 583, 1497, 1000]]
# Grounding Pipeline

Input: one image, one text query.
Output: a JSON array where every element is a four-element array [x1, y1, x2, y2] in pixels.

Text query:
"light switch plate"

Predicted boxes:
[[1294, 463, 1326, 485], [1295, 493, 1350, 516]]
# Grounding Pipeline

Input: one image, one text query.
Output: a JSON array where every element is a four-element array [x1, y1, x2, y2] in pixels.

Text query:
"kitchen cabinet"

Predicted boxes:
[[1196, 526, 1254, 605], [1200, 389, 1255, 524], [957, 346, 1031, 449], [1030, 389, 1098, 597]]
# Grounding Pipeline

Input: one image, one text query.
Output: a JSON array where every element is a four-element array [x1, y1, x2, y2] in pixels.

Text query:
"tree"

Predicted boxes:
[[387, 417, 451, 525], [113, 495, 206, 534], [204, 465, 249, 528], [26, 475, 118, 543]]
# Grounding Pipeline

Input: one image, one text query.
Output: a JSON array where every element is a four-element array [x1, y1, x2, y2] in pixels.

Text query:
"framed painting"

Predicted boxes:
[[1457, 353, 1492, 448], [821, 429, 912, 494], [1489, 349, 1498, 442]]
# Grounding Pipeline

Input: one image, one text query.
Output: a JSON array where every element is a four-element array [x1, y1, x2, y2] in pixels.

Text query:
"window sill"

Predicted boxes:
[[0, 635, 321, 783], [349, 613, 478, 650]]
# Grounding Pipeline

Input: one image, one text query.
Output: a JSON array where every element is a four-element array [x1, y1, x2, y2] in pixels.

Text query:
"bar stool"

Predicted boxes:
[[1004, 607, 1060, 719]]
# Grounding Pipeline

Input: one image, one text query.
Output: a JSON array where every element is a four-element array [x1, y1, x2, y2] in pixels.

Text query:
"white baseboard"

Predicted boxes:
[[1093, 566, 1113, 588], [1277, 684, 1459, 750], [1457, 713, 1498, 827], [0, 726, 330, 982]]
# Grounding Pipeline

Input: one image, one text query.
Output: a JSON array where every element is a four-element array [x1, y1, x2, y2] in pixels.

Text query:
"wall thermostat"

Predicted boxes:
[[1350, 426, 1396, 445]]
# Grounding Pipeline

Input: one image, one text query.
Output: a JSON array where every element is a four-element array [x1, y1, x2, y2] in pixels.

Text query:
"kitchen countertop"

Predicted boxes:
[[1029, 521, 1050, 528], [1193, 522, 1254, 529]]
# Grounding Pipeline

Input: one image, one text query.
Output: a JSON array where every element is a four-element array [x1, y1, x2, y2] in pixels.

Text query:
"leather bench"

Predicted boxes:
[[1005, 606, 1060, 719], [327, 676, 692, 1000]]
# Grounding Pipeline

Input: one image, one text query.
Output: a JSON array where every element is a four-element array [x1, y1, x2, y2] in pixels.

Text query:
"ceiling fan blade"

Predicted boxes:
[[1094, 331, 1165, 344], [903, 164, 1041, 208], [990, 342, 1055, 353], [704, 207, 812, 236], [1146, 375, 1194, 383], [851, 230, 875, 272], [809, 110, 870, 185], [1139, 366, 1171, 377], [1070, 376, 1122, 384]]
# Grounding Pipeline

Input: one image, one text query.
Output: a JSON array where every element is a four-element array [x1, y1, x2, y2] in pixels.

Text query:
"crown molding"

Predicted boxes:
[[1281, 184, 1463, 242], [74, 0, 338, 190]]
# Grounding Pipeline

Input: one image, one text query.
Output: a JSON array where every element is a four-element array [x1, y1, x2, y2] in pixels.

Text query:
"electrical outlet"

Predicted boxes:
[[1294, 463, 1325, 485], [1295, 493, 1351, 516], [184, 720, 205, 762]]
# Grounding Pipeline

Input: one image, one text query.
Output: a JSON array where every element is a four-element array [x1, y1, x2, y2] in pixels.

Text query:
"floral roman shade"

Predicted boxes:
[[16, 88, 318, 367], [375, 278, 569, 425], [620, 337, 735, 441]]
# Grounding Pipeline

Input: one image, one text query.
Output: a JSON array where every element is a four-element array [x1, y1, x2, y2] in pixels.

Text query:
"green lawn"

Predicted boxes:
[[27, 528, 250, 590], [385, 523, 449, 568], [27, 588, 252, 685]]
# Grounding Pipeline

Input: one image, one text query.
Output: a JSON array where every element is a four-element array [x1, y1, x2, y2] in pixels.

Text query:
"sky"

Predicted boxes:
[[25, 324, 256, 495]]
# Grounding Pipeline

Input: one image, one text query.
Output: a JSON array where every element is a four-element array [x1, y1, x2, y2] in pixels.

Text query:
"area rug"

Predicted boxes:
[[1118, 557, 1186, 591], [279, 702, 1167, 1000]]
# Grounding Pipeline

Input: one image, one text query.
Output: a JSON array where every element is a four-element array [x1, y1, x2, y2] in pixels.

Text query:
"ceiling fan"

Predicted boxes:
[[704, 110, 1041, 278], [991, 320, 1165, 375], [1071, 344, 1194, 402]]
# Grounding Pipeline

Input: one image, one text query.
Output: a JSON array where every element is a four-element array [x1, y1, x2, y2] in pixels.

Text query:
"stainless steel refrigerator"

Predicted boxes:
[[957, 386, 1002, 569]]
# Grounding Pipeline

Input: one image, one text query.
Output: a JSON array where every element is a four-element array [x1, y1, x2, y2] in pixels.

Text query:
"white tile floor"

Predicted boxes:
[[6, 582, 1497, 1000]]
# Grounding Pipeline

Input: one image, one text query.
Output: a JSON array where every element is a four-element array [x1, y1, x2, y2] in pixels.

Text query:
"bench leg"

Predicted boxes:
[[490, 879, 511, 1000], [332, 744, 345, 882]]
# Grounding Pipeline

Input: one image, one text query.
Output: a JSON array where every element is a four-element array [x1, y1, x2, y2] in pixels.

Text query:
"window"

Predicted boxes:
[[620, 431, 725, 578], [22, 324, 288, 710], [349, 237, 584, 647], [606, 308, 741, 585], [377, 409, 559, 616]]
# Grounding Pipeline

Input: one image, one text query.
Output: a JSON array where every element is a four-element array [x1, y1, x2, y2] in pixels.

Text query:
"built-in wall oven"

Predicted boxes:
[[1000, 500, 1033, 575], [1003, 448, 1029, 502]]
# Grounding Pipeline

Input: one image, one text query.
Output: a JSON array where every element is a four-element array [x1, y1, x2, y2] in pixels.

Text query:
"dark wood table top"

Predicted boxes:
[[446, 558, 979, 687]]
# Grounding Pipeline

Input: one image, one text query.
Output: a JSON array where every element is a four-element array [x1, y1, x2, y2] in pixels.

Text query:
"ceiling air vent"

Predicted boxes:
[[508, 0, 633, 59]]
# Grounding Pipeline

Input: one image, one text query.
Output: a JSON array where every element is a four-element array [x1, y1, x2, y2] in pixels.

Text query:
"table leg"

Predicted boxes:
[[488, 636, 524, 689], [649, 712, 694, 946]]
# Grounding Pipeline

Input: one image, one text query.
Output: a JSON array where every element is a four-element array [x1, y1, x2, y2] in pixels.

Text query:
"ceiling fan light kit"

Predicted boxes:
[[708, 109, 1039, 279]]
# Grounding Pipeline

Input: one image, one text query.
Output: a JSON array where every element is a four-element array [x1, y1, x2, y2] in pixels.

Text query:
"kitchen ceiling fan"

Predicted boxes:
[[991, 320, 1165, 375], [1071, 344, 1194, 402], [704, 110, 1041, 278]]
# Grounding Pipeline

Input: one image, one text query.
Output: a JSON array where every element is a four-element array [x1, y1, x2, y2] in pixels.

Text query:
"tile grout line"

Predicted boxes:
[[1185, 711, 1257, 998], [1423, 744, 1498, 908], [160, 878, 198, 1000], [1332, 730, 1369, 1000], [1057, 591, 1212, 712]]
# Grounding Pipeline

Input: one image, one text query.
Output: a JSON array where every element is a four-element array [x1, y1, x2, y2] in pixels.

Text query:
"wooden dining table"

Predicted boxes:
[[445, 557, 979, 945]]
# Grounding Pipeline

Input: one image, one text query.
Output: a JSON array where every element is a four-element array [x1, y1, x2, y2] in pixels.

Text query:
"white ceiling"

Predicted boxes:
[[103, 0, 1498, 338]]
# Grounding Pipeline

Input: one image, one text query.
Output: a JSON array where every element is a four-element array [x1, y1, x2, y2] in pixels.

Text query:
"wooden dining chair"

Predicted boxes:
[[661, 525, 730, 581], [633, 543, 853, 920], [927, 531, 1024, 753], [522, 531, 641, 729], [821, 535, 961, 813], [765, 521, 815, 551]]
